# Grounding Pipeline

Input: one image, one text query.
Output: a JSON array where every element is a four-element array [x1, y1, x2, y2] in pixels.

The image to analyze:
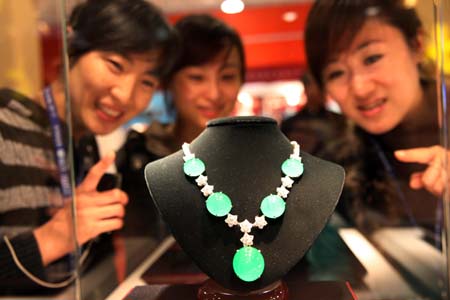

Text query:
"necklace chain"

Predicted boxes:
[[181, 141, 304, 282]]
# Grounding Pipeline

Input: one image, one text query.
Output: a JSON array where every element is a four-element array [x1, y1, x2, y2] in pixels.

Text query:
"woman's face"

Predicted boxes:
[[170, 47, 243, 129], [69, 51, 160, 136], [322, 20, 423, 134]]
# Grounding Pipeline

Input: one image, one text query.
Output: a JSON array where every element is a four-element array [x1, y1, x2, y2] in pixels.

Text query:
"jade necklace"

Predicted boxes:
[[182, 141, 304, 282]]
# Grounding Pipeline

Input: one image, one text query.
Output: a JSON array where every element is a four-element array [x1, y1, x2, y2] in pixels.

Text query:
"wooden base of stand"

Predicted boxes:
[[197, 279, 288, 300]]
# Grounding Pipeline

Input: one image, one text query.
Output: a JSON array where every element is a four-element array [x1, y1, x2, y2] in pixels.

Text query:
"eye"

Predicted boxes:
[[187, 74, 204, 81], [141, 78, 158, 89], [221, 73, 240, 82], [325, 70, 345, 81], [106, 58, 124, 72], [364, 54, 383, 66]]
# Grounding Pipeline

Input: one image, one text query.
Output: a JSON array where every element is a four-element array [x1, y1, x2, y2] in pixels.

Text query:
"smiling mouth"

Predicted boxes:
[[357, 98, 386, 112], [97, 104, 123, 119], [198, 107, 220, 118]]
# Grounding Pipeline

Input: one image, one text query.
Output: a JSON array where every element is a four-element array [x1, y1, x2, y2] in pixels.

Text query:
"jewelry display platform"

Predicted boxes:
[[121, 225, 364, 300], [124, 281, 356, 300], [104, 226, 437, 300]]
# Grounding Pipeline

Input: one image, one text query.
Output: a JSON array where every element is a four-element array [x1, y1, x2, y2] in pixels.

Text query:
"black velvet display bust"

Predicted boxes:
[[144, 116, 345, 292]]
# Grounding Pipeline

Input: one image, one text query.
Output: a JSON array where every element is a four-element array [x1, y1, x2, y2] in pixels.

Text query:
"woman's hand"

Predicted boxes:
[[395, 145, 449, 197], [34, 152, 128, 266]]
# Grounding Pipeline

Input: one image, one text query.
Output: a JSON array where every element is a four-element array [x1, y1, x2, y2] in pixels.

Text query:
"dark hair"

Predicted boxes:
[[305, 0, 422, 88], [301, 72, 326, 113], [164, 14, 246, 85], [68, 0, 178, 79]]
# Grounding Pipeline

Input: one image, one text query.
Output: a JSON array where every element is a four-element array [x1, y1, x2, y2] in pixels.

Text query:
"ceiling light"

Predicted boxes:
[[403, 0, 417, 8], [221, 0, 245, 14], [282, 11, 298, 23]]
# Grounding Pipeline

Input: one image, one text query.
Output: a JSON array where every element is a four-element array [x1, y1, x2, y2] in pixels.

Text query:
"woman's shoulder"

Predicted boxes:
[[142, 121, 177, 157], [119, 121, 175, 163], [0, 88, 48, 129], [117, 122, 175, 192]]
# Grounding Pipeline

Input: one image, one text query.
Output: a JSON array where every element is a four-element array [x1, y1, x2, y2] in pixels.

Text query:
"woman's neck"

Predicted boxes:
[[398, 81, 436, 132], [36, 79, 85, 142], [172, 118, 204, 149], [379, 82, 438, 149]]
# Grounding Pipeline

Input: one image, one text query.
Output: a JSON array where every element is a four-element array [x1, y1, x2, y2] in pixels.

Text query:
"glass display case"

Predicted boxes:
[[0, 0, 79, 299], [1, 1, 449, 300]]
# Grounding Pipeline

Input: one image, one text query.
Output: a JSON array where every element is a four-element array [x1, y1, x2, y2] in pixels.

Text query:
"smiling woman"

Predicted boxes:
[[303, 0, 445, 233], [0, 0, 177, 291], [320, 19, 423, 135], [162, 14, 245, 145], [67, 51, 162, 139]]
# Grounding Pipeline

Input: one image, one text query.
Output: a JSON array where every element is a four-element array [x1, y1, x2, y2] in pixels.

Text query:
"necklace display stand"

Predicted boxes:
[[144, 116, 345, 297], [198, 279, 288, 300]]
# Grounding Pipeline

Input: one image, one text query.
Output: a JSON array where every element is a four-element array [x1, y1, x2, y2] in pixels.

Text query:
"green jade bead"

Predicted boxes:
[[183, 158, 205, 177], [233, 246, 265, 282], [281, 158, 304, 178], [260, 195, 286, 219], [206, 192, 232, 217]]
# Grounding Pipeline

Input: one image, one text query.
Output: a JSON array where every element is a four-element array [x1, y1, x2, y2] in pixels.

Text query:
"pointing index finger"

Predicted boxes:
[[394, 146, 440, 164]]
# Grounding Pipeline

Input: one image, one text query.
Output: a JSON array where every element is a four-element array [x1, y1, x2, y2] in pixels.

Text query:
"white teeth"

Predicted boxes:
[[100, 105, 121, 117], [360, 99, 385, 111]]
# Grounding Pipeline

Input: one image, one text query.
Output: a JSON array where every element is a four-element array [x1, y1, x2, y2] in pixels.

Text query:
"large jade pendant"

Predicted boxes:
[[232, 246, 265, 282]]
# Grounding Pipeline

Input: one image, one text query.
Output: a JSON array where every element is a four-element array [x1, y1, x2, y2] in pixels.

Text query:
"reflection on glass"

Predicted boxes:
[[2, 0, 449, 299], [280, 0, 448, 299], [0, 0, 78, 298], [111, 1, 450, 299], [433, 0, 450, 297], [1, 0, 177, 299]]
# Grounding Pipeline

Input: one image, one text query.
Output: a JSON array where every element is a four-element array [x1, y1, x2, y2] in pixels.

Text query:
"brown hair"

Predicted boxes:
[[305, 0, 422, 88]]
